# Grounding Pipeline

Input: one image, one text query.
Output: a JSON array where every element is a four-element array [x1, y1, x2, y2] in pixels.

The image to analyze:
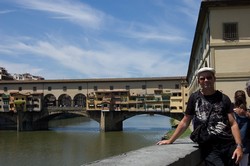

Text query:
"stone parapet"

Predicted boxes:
[[83, 138, 203, 166]]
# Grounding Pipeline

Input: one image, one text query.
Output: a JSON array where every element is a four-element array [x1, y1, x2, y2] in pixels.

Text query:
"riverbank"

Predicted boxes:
[[161, 127, 192, 140], [161, 118, 192, 140]]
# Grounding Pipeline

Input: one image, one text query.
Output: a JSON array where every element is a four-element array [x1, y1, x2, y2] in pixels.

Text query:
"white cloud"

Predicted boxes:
[[0, 10, 15, 14], [122, 22, 188, 43], [0, 0, 197, 79], [12, 0, 190, 44], [0, 35, 187, 78], [13, 0, 107, 29], [0, 60, 43, 75], [178, 0, 200, 23]]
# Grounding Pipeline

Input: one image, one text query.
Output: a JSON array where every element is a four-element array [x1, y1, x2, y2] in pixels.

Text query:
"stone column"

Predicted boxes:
[[100, 111, 123, 131], [16, 103, 25, 131]]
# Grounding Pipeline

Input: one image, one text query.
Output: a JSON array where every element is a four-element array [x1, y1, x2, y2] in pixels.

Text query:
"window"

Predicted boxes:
[[110, 86, 114, 90], [18, 87, 22, 91], [142, 85, 146, 90], [63, 86, 67, 91], [94, 86, 98, 91], [3, 87, 7, 92], [223, 23, 238, 40], [175, 84, 179, 89], [48, 86, 52, 91], [33, 87, 37, 92], [172, 93, 178, 96], [125, 85, 130, 90], [78, 86, 82, 90], [158, 84, 163, 89]]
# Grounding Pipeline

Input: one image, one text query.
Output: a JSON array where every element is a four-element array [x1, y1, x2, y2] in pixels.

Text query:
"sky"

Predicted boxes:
[[0, 0, 201, 80]]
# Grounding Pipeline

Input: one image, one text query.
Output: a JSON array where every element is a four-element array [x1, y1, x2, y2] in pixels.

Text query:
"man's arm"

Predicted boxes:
[[157, 114, 192, 145], [227, 112, 243, 164]]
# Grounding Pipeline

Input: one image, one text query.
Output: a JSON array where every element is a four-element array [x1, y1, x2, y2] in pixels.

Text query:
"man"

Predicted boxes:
[[157, 67, 243, 165]]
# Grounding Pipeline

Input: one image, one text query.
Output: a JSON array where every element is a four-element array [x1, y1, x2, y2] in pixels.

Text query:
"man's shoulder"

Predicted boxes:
[[217, 90, 230, 101], [191, 90, 200, 96], [189, 90, 200, 100], [216, 91, 232, 109]]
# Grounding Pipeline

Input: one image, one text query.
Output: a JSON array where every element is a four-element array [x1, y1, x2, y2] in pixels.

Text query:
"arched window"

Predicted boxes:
[[44, 94, 56, 107], [73, 94, 86, 107], [58, 94, 72, 107]]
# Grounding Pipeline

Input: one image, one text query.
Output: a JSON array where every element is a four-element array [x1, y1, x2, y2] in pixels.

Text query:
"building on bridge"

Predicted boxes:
[[187, 0, 250, 106], [0, 67, 14, 80], [0, 77, 188, 114]]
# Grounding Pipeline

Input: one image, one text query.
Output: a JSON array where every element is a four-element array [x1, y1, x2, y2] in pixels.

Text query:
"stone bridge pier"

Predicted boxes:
[[0, 111, 49, 131], [88, 110, 184, 132], [18, 111, 50, 131], [101, 111, 122, 131]]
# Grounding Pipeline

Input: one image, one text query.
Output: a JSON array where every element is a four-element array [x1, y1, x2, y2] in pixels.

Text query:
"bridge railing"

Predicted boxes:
[[45, 106, 86, 112], [44, 106, 181, 114]]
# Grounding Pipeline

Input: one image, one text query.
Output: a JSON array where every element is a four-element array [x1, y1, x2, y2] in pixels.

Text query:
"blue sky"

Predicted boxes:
[[0, 0, 200, 79]]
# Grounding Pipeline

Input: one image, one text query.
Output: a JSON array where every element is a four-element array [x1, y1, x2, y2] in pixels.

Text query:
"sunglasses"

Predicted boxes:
[[199, 76, 213, 81]]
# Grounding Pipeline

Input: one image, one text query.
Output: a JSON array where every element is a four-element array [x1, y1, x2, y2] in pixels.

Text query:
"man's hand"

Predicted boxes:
[[156, 140, 172, 145], [232, 146, 243, 164]]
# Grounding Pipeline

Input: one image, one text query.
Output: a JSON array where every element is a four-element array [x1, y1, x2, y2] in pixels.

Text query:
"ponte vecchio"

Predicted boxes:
[[0, 77, 188, 131]]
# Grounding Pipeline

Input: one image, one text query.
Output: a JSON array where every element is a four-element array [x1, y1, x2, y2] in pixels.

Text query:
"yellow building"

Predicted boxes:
[[0, 77, 188, 113], [187, 0, 250, 106]]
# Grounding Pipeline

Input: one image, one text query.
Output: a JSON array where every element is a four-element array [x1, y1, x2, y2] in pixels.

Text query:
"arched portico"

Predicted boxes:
[[44, 94, 56, 107], [58, 94, 72, 107], [73, 94, 86, 108]]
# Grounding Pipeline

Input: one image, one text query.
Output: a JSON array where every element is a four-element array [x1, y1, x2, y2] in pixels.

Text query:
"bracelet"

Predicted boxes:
[[236, 143, 243, 148]]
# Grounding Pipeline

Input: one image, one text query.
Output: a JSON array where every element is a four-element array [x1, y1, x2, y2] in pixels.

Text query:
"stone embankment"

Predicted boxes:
[[83, 138, 203, 166]]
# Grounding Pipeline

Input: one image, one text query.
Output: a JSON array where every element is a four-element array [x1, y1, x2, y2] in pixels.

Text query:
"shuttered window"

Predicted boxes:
[[223, 23, 238, 40]]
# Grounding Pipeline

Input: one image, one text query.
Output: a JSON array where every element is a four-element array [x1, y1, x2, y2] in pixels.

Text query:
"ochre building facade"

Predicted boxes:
[[187, 0, 250, 106], [0, 77, 188, 114]]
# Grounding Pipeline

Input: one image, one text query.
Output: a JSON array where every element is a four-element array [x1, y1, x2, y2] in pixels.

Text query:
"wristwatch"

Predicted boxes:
[[236, 143, 243, 148]]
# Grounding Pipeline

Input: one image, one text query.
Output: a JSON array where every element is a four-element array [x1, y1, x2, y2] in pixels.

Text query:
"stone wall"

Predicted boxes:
[[83, 138, 203, 166]]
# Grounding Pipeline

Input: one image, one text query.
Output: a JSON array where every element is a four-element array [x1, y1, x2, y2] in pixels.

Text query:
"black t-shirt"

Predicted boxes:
[[186, 90, 234, 141]]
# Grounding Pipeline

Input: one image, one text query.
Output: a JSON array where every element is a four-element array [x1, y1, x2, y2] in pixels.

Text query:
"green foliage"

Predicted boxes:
[[14, 100, 26, 105], [162, 127, 192, 140], [162, 118, 192, 140]]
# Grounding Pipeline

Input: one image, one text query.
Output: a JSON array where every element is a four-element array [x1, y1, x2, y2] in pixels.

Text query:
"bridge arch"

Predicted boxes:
[[58, 94, 72, 107], [115, 112, 176, 123], [37, 112, 88, 122], [44, 94, 56, 107], [73, 93, 86, 108]]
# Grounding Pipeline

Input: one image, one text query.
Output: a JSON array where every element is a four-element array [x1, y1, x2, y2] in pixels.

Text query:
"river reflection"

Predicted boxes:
[[0, 114, 171, 166]]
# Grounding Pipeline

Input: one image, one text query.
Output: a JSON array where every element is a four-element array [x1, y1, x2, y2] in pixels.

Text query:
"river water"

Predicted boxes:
[[0, 114, 171, 166]]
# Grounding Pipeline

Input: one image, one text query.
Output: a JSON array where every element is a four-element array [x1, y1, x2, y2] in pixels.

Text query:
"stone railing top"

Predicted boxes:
[[83, 138, 202, 166]]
